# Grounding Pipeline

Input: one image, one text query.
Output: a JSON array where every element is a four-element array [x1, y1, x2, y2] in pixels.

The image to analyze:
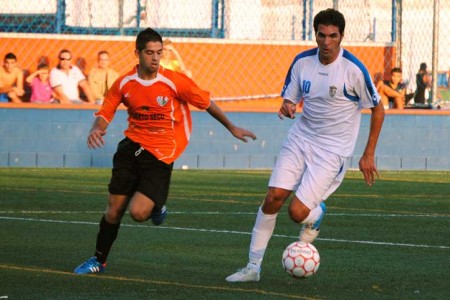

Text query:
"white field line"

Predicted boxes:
[[0, 210, 449, 218], [0, 215, 449, 250]]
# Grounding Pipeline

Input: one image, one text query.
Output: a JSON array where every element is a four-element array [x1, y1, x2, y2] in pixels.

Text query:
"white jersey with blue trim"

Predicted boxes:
[[281, 47, 380, 157]]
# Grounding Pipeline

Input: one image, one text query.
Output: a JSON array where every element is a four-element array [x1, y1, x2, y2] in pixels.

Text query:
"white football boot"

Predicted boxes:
[[226, 263, 260, 282], [299, 202, 327, 243]]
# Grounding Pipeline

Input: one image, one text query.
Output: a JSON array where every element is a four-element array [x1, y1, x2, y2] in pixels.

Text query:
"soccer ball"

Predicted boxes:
[[282, 241, 320, 278]]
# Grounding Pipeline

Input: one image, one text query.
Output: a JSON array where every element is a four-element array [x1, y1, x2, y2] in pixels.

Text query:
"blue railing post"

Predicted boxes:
[[211, 0, 219, 38], [391, 0, 397, 42], [302, 0, 306, 40], [136, 0, 142, 29], [308, 0, 313, 40], [55, 0, 66, 34], [211, 0, 225, 38]]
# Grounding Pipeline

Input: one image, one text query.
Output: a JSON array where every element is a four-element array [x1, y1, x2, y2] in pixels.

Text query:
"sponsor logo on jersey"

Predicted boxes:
[[329, 86, 337, 97], [132, 112, 165, 121], [156, 96, 169, 106]]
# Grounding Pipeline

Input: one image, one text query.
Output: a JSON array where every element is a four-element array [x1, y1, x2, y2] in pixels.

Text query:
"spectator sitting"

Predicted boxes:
[[160, 39, 192, 78], [0, 52, 25, 103], [26, 63, 55, 104], [88, 51, 119, 105], [50, 49, 95, 104], [374, 71, 404, 109], [382, 67, 406, 109]]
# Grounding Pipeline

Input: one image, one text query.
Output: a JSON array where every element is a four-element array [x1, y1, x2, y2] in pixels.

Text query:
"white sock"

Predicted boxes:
[[301, 204, 322, 225], [248, 206, 277, 268]]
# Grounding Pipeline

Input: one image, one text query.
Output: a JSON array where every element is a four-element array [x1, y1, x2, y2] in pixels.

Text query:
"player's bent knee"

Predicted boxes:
[[105, 212, 122, 224], [288, 200, 310, 223], [288, 209, 309, 223], [129, 209, 148, 223], [262, 187, 291, 214], [105, 207, 125, 223]]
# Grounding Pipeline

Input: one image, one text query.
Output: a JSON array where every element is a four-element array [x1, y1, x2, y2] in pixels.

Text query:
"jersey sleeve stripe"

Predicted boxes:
[[281, 48, 318, 97], [342, 49, 379, 105], [343, 83, 359, 101]]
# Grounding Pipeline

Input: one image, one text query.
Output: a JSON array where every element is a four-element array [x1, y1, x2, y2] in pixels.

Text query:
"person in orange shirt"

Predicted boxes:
[[74, 28, 256, 275]]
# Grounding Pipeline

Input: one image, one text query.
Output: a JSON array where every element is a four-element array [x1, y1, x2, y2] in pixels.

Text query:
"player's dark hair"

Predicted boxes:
[[313, 8, 346, 35], [136, 28, 163, 52], [391, 67, 402, 74], [4, 52, 17, 61], [419, 63, 427, 70]]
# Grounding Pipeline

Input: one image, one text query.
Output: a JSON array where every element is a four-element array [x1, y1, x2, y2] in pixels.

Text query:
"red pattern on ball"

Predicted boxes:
[[282, 241, 320, 278]]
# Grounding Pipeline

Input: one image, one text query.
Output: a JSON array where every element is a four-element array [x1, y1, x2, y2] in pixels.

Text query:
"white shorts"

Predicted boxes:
[[268, 131, 349, 210]]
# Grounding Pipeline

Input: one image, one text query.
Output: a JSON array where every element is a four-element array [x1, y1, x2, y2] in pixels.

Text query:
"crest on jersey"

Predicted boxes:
[[156, 96, 169, 106], [329, 86, 337, 97]]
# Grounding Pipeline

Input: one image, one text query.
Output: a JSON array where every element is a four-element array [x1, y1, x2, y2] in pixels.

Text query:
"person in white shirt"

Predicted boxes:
[[50, 49, 95, 104], [226, 8, 385, 282]]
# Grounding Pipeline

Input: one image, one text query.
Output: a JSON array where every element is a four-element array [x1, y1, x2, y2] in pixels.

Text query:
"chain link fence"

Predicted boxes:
[[0, 0, 448, 105]]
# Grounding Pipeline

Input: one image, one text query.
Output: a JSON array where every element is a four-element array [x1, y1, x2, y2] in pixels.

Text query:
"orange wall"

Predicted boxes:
[[1, 37, 394, 98], [1, 37, 137, 76]]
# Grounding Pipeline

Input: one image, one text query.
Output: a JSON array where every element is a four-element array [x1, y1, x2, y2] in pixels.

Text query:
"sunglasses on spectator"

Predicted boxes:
[[59, 57, 71, 61]]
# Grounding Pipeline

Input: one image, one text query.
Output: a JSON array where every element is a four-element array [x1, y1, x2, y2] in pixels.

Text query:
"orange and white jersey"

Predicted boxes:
[[95, 65, 211, 164]]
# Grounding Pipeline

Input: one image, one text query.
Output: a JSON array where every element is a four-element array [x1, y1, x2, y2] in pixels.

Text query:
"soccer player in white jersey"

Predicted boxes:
[[226, 8, 385, 282]]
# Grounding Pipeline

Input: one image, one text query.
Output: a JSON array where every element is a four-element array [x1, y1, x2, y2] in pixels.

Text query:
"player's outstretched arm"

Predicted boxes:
[[359, 102, 385, 185], [87, 116, 109, 149], [206, 101, 257, 142]]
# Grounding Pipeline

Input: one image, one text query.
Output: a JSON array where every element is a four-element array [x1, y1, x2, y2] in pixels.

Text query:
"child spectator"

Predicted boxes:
[[26, 63, 55, 103]]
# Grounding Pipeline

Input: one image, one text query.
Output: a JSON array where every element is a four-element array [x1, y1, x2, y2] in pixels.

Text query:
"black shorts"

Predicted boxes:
[[108, 137, 173, 210]]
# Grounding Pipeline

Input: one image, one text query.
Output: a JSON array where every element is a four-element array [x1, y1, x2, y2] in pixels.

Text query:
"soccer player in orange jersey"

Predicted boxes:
[[74, 28, 256, 275]]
